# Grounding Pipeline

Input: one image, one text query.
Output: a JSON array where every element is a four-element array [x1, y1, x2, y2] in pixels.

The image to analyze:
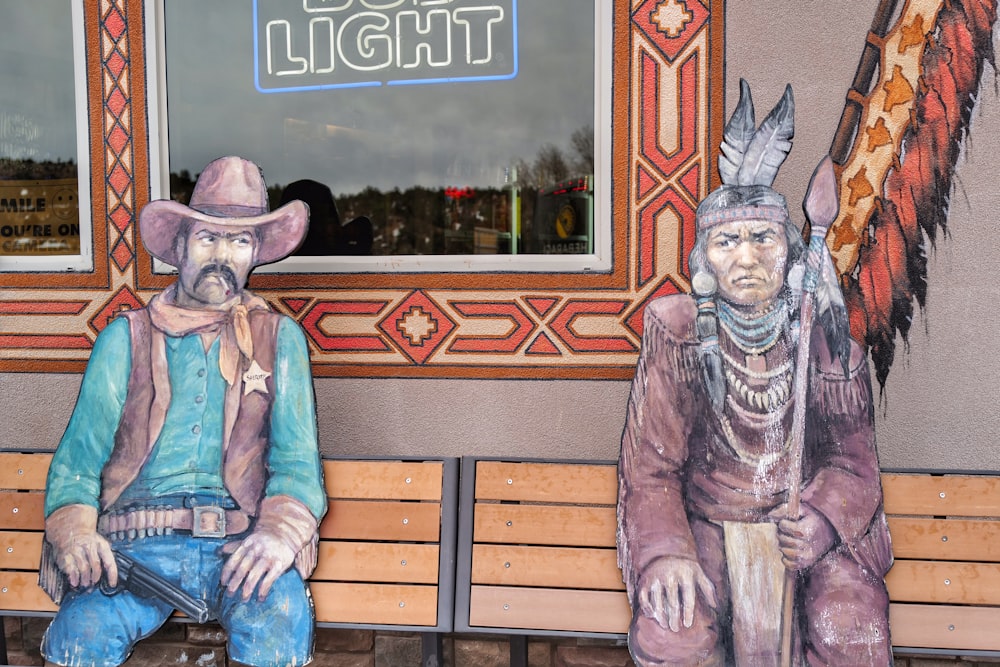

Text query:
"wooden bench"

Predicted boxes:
[[0, 450, 459, 666], [454, 457, 1000, 665]]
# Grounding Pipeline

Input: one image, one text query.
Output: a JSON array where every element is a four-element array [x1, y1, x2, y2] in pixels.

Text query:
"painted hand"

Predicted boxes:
[[45, 503, 118, 589], [219, 495, 318, 602], [774, 504, 837, 570], [637, 556, 717, 632], [220, 531, 296, 602]]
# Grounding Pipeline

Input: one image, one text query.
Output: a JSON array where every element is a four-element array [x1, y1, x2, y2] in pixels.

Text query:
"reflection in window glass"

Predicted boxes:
[[162, 1, 595, 257], [0, 1, 81, 259]]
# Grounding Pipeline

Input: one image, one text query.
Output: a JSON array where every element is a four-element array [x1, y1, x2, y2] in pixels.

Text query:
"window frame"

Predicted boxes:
[[144, 0, 613, 275], [0, 0, 94, 274]]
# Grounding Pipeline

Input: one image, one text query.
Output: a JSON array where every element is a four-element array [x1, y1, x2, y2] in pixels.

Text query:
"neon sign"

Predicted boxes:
[[254, 0, 518, 92]]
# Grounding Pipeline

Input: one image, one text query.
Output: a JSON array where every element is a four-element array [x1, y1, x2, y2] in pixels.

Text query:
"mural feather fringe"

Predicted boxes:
[[843, 0, 998, 389]]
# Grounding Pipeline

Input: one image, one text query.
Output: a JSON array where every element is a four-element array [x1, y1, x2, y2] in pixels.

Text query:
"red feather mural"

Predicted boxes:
[[828, 0, 998, 389]]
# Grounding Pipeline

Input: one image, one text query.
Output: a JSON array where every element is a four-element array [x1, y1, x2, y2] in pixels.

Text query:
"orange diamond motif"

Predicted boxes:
[[378, 291, 455, 364]]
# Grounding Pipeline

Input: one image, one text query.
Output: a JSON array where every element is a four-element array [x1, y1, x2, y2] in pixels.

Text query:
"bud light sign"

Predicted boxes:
[[254, 0, 518, 91]]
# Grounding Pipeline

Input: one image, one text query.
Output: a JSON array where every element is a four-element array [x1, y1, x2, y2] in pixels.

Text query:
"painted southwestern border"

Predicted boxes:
[[0, 0, 724, 380]]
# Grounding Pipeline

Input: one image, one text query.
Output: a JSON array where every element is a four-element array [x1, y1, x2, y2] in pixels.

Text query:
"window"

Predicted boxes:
[[147, 0, 611, 273], [0, 0, 92, 273]]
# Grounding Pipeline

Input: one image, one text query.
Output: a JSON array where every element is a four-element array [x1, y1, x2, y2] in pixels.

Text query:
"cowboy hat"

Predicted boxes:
[[139, 156, 309, 266]]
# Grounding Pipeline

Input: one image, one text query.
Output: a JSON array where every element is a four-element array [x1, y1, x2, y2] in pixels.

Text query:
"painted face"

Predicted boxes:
[[705, 218, 788, 306], [174, 221, 257, 309]]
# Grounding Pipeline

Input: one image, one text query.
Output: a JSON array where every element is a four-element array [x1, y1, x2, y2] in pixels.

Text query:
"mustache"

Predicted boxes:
[[193, 264, 239, 292]]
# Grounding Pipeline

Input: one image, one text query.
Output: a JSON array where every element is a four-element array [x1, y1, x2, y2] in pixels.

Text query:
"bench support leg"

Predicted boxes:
[[421, 632, 442, 667], [509, 635, 528, 667]]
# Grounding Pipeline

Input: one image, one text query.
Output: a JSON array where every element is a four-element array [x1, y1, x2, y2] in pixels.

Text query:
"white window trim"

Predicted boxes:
[[0, 0, 94, 273], [145, 0, 612, 274]]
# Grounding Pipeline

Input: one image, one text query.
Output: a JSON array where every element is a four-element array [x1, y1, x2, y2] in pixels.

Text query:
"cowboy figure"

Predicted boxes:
[[616, 82, 893, 666], [39, 156, 327, 667]]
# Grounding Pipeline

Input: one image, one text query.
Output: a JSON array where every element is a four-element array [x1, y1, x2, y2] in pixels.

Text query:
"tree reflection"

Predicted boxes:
[[167, 125, 595, 257]]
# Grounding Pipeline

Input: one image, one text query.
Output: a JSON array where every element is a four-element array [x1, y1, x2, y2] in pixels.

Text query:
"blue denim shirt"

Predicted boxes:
[[45, 313, 327, 519]]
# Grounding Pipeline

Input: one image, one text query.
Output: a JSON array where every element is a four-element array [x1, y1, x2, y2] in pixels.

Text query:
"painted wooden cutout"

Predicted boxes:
[[38, 156, 327, 667], [616, 82, 893, 666]]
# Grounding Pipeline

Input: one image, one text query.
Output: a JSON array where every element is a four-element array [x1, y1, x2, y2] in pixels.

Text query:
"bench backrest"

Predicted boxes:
[[454, 457, 1000, 653], [314, 457, 457, 631], [883, 472, 1000, 652], [0, 452, 53, 615], [0, 451, 458, 633], [453, 458, 629, 637]]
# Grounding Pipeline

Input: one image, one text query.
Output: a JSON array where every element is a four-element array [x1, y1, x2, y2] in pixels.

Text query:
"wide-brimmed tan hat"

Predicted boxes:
[[139, 156, 308, 266]]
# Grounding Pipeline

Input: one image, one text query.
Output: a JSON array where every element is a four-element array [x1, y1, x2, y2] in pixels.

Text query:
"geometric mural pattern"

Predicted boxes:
[[0, 0, 724, 380]]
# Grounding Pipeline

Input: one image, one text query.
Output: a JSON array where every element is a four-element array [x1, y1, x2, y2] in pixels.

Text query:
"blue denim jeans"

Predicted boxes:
[[41, 534, 314, 667]]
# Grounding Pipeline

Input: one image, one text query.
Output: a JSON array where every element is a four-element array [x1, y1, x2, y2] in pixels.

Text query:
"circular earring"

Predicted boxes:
[[691, 271, 717, 298]]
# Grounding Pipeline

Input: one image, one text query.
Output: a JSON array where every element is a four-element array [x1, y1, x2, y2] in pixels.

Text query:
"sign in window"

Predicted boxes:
[[255, 0, 518, 91]]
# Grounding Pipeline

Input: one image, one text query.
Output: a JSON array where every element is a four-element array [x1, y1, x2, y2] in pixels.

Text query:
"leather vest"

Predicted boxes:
[[99, 307, 280, 516]]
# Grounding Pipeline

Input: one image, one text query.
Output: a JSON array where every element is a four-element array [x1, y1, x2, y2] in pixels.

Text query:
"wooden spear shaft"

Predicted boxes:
[[779, 156, 839, 667], [778, 252, 820, 666]]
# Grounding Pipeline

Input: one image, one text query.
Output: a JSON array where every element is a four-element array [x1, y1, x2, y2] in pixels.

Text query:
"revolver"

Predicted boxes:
[[102, 550, 214, 624]]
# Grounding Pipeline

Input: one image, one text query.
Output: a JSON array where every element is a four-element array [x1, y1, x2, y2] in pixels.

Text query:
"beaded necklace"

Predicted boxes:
[[717, 299, 789, 355]]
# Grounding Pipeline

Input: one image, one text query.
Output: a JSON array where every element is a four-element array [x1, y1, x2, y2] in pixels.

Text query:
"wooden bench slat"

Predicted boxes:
[[0, 492, 45, 530], [0, 454, 51, 491], [0, 537, 444, 584], [889, 603, 1000, 651], [324, 461, 443, 501], [0, 532, 42, 570], [320, 500, 441, 542], [0, 572, 56, 613], [468, 585, 630, 634], [310, 582, 439, 626], [474, 461, 617, 505], [883, 473, 1000, 517], [886, 517, 1000, 562], [473, 504, 616, 547], [311, 542, 439, 584], [887, 559, 1000, 605], [472, 544, 624, 591]]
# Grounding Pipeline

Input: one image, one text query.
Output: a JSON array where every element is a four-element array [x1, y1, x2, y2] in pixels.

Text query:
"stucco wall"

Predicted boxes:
[[2, 2, 999, 470]]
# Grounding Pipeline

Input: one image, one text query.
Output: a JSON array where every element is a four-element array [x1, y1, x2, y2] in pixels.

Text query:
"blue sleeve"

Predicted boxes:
[[266, 317, 328, 520], [44, 316, 131, 516]]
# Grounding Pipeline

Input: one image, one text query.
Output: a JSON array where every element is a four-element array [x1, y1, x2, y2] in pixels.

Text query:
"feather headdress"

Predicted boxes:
[[721, 79, 795, 188], [696, 81, 794, 229]]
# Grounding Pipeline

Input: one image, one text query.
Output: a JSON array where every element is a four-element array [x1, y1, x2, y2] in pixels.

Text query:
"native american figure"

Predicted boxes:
[[617, 81, 893, 666]]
